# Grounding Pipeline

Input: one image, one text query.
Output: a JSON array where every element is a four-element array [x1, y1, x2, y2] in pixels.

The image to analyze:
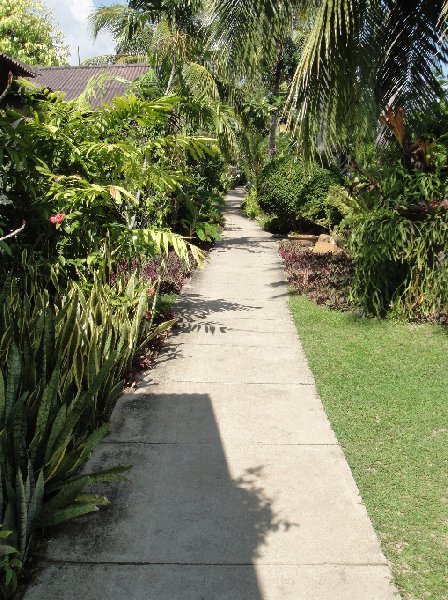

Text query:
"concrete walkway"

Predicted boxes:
[[26, 189, 398, 599]]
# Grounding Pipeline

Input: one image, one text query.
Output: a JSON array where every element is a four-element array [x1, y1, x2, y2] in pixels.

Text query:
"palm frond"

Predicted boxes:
[[73, 74, 130, 110], [439, 0, 448, 30], [208, 0, 298, 80], [89, 4, 154, 55], [287, 0, 448, 160], [182, 62, 220, 102], [129, 0, 204, 34]]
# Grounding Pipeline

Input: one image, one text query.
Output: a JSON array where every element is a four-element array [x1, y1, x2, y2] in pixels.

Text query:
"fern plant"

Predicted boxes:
[[346, 209, 448, 319]]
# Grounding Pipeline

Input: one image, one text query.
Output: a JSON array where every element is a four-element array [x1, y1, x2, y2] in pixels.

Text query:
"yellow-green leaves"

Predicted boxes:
[[131, 228, 205, 266], [109, 185, 139, 206]]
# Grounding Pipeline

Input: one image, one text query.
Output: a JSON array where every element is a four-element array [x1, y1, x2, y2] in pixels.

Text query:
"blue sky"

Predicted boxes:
[[43, 0, 127, 65]]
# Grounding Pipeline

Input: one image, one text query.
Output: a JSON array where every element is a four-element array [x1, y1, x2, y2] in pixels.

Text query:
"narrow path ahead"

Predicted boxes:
[[26, 190, 398, 599]]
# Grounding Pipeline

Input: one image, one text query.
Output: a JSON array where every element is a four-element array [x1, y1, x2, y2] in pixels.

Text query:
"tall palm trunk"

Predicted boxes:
[[268, 113, 279, 156], [268, 55, 283, 156], [165, 59, 177, 94]]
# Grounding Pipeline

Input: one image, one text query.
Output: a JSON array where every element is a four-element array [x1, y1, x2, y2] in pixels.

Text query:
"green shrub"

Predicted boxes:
[[0, 88, 219, 263], [329, 111, 448, 321], [0, 526, 21, 598], [241, 187, 287, 232], [174, 151, 226, 240], [259, 214, 286, 233], [241, 187, 262, 220], [325, 182, 448, 321], [257, 155, 341, 232], [0, 75, 217, 597]]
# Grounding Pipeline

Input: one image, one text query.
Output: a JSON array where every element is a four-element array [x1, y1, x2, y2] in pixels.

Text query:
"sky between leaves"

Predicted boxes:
[[42, 0, 126, 65]]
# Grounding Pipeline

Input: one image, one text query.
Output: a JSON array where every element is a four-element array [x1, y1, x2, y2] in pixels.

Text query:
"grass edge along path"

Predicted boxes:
[[289, 294, 448, 600]]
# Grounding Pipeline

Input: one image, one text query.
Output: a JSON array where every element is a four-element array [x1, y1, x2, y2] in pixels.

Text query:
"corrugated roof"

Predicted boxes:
[[33, 64, 151, 107], [0, 52, 36, 77]]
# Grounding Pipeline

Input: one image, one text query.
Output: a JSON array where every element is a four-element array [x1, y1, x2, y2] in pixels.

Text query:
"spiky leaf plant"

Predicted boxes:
[[0, 266, 177, 568]]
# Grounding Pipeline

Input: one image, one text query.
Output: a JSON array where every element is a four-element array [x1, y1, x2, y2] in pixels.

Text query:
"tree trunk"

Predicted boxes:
[[165, 60, 176, 95], [268, 112, 279, 156], [268, 56, 283, 157]]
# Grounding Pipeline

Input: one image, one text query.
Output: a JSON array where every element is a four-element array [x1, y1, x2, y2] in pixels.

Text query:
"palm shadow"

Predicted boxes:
[[174, 293, 262, 333], [27, 391, 298, 599]]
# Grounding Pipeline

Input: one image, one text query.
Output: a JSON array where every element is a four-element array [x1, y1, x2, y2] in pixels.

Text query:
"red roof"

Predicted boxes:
[[33, 64, 151, 107]]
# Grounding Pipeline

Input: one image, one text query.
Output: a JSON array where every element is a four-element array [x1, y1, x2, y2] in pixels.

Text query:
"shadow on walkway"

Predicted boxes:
[[174, 294, 262, 333], [26, 393, 296, 599]]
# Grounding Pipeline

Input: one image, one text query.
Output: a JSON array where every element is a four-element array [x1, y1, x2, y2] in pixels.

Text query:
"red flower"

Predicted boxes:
[[147, 287, 156, 298], [49, 213, 65, 224]]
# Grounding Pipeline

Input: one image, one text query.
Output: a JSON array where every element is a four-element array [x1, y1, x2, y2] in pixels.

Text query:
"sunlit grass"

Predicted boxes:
[[289, 294, 448, 600]]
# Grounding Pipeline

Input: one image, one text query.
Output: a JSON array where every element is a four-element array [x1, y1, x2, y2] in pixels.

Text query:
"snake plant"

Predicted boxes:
[[0, 268, 174, 572]]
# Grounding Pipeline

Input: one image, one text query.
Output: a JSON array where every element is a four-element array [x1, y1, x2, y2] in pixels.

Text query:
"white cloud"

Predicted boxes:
[[43, 0, 116, 65]]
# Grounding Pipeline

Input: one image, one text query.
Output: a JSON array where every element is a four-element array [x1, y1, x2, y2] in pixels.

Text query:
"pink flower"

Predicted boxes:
[[49, 213, 65, 224]]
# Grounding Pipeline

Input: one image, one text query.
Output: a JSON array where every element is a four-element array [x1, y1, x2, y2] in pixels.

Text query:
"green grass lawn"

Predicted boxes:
[[289, 294, 448, 600]]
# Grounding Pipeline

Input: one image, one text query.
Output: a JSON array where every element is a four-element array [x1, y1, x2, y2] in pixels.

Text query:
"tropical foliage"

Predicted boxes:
[[256, 152, 340, 232], [287, 0, 448, 158], [0, 64, 228, 594], [326, 107, 448, 320], [205, 0, 448, 157], [0, 82, 214, 263], [228, 2, 448, 324]]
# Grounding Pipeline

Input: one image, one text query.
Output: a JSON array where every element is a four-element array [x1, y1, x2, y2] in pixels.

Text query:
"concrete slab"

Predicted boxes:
[[176, 294, 291, 310], [191, 265, 285, 278], [167, 329, 301, 347], [43, 442, 386, 565], [25, 564, 398, 600], [146, 345, 315, 385], [174, 317, 298, 335], [180, 284, 289, 299], [155, 339, 308, 362], [173, 298, 289, 322], [108, 383, 338, 445], [184, 270, 286, 284]]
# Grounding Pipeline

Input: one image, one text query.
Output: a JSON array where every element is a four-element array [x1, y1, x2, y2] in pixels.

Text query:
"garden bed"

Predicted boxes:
[[121, 250, 201, 379], [279, 240, 354, 310]]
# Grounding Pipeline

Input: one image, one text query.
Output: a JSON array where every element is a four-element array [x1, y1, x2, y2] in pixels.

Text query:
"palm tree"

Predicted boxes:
[[129, 0, 206, 93], [288, 0, 448, 158], [208, 1, 311, 154], [209, 0, 448, 159], [90, 1, 245, 145], [90, 0, 291, 165], [89, 4, 154, 59], [91, 1, 206, 93]]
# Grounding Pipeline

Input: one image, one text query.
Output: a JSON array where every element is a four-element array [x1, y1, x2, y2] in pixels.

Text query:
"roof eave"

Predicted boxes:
[[0, 53, 36, 78]]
